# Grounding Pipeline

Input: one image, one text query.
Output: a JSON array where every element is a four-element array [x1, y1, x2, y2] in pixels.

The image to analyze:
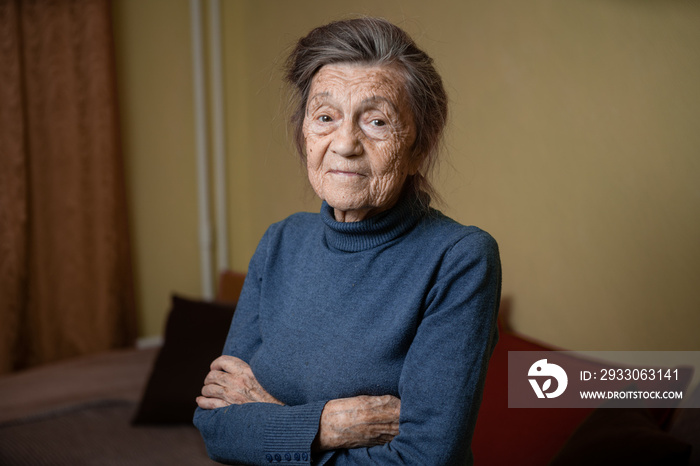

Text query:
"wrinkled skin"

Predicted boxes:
[[303, 63, 417, 222], [314, 394, 401, 450], [198, 64, 414, 450]]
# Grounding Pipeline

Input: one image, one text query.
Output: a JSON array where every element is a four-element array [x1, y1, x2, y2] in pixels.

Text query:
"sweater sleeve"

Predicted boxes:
[[193, 227, 327, 466], [315, 230, 502, 466]]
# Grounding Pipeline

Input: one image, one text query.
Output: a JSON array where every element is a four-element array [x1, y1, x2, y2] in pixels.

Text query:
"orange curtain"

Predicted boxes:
[[0, 0, 136, 374]]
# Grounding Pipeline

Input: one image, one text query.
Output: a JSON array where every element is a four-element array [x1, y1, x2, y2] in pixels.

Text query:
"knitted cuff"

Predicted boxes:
[[262, 400, 327, 464]]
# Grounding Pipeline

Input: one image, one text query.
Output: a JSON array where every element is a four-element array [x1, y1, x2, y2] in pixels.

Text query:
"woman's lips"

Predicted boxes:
[[328, 169, 364, 177]]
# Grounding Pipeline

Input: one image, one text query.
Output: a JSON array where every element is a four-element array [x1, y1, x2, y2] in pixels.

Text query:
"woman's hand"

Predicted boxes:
[[196, 355, 284, 409], [314, 395, 401, 450]]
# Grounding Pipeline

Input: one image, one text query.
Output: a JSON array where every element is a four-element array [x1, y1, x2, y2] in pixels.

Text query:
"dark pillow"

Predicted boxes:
[[132, 295, 235, 424], [550, 406, 692, 466]]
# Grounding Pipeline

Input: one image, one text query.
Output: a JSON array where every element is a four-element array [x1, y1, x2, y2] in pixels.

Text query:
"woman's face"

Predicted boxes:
[[303, 63, 417, 222]]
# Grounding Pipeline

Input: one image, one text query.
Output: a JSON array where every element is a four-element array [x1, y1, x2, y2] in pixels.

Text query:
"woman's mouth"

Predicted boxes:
[[328, 169, 364, 177]]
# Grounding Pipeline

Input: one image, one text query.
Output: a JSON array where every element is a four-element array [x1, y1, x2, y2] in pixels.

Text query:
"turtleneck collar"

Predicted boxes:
[[320, 192, 429, 252]]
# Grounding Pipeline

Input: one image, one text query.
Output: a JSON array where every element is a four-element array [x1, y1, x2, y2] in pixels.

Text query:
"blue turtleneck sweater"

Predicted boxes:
[[194, 194, 501, 465]]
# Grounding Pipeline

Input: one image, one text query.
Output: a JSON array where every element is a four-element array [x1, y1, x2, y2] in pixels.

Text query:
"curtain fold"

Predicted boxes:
[[0, 0, 28, 374], [0, 0, 136, 374]]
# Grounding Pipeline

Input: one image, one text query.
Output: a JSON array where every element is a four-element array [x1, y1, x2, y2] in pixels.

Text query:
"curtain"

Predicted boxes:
[[0, 0, 136, 374]]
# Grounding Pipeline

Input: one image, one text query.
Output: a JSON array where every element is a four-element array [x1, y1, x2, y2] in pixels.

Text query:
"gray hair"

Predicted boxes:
[[284, 17, 448, 200]]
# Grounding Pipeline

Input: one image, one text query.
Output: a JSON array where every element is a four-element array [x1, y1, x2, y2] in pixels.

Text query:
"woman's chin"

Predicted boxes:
[[323, 193, 368, 212]]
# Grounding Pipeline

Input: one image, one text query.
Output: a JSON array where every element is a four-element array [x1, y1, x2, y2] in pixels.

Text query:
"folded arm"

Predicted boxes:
[[197, 355, 401, 451]]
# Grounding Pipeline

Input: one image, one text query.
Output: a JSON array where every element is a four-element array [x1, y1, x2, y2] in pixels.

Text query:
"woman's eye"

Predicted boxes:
[[318, 115, 333, 123], [371, 119, 386, 127]]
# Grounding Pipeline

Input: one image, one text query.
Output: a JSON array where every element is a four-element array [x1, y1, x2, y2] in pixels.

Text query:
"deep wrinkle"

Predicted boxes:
[[303, 63, 417, 222]]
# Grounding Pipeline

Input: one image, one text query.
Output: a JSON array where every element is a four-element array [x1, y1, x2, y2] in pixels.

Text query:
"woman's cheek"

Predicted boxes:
[[304, 142, 324, 194], [377, 140, 405, 174], [307, 144, 321, 172]]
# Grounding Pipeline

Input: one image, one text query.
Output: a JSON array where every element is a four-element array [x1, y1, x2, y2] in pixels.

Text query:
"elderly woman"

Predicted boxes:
[[194, 17, 501, 465]]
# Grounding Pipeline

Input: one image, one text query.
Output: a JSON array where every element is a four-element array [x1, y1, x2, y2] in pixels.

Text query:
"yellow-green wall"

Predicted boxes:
[[112, 0, 200, 338], [112, 0, 700, 350]]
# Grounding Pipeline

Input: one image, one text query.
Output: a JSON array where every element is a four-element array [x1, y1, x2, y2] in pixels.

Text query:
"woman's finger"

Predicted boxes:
[[196, 395, 229, 410], [203, 370, 221, 386], [210, 355, 248, 373], [204, 368, 236, 387], [201, 382, 224, 399]]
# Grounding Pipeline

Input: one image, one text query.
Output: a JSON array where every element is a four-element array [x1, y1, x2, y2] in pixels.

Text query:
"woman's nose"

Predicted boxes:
[[330, 120, 362, 157]]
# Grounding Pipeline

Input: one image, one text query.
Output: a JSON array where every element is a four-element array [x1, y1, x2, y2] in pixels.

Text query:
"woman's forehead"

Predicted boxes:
[[308, 63, 407, 104]]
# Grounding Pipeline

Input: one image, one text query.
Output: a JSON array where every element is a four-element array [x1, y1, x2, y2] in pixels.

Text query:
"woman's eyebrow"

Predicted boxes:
[[308, 92, 332, 104], [361, 95, 398, 112], [306, 92, 332, 116], [359, 95, 399, 114]]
